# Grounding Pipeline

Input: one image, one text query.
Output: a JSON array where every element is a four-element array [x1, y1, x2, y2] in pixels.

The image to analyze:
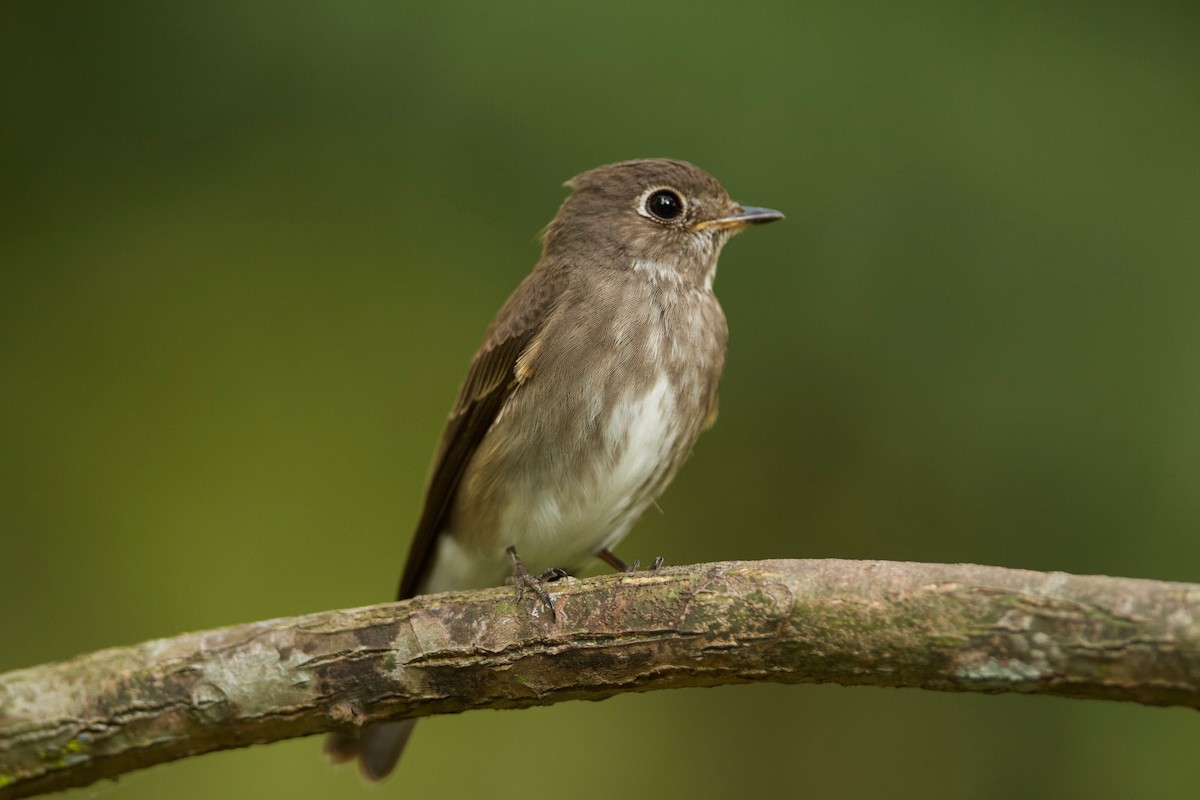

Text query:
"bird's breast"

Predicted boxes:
[[445, 275, 727, 580]]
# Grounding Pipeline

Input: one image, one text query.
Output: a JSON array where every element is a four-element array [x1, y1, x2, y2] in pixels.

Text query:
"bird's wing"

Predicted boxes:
[[397, 268, 566, 599]]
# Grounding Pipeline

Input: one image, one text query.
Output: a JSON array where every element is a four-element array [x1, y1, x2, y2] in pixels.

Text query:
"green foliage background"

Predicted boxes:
[[3, 2, 1199, 797]]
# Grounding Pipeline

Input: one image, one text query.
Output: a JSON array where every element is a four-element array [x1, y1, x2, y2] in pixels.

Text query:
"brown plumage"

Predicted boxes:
[[326, 159, 782, 780]]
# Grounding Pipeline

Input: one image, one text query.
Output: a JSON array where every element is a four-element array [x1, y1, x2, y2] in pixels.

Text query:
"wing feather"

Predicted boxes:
[[396, 269, 565, 599]]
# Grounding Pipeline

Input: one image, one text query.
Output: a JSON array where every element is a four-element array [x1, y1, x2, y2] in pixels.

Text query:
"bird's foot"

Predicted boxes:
[[506, 545, 563, 620], [597, 548, 665, 573]]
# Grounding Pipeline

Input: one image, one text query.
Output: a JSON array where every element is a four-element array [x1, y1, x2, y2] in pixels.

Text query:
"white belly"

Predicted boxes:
[[422, 373, 680, 594]]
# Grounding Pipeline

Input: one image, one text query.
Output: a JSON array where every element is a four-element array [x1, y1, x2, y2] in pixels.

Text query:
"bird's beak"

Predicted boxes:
[[692, 205, 785, 232]]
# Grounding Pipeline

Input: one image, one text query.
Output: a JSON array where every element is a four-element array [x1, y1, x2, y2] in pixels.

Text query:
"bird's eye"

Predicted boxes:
[[644, 189, 684, 221]]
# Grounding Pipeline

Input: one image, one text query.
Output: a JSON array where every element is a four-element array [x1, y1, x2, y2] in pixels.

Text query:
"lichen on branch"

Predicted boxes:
[[2, 559, 1198, 799]]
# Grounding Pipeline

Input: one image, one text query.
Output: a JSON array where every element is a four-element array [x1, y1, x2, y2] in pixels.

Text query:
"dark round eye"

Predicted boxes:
[[645, 189, 684, 221]]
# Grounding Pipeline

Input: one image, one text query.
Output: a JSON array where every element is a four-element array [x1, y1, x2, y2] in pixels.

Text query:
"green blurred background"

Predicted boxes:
[[3, 2, 1199, 798]]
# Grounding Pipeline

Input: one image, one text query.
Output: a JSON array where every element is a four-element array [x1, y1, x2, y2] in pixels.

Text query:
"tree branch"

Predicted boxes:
[[2, 558, 1199, 798]]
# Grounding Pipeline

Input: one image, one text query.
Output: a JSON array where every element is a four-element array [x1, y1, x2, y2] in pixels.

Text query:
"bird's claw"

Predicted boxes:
[[597, 547, 665, 573], [506, 546, 561, 621]]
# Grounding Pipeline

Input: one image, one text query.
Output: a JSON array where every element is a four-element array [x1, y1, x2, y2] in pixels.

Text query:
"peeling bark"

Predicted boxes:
[[2, 559, 1198, 798]]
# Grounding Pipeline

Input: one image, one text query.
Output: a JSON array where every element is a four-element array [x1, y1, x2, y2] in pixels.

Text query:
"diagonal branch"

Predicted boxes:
[[2, 559, 1199, 798]]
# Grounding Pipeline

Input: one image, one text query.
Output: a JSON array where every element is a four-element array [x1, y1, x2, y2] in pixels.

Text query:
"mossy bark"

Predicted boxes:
[[2, 559, 1198, 798]]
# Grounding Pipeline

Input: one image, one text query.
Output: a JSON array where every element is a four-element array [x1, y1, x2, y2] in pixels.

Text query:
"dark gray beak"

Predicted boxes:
[[698, 205, 785, 230]]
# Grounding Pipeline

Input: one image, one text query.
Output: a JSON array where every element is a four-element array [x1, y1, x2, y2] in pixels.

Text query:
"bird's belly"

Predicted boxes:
[[424, 372, 688, 593], [499, 372, 681, 566]]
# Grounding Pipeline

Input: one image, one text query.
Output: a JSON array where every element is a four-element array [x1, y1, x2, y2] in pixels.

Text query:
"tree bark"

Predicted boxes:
[[2, 558, 1198, 798]]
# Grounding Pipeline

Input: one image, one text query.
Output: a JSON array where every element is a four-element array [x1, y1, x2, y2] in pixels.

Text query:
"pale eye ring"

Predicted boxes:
[[643, 188, 685, 221]]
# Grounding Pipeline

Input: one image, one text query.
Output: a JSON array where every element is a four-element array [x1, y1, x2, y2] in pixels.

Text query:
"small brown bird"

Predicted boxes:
[[326, 158, 782, 779]]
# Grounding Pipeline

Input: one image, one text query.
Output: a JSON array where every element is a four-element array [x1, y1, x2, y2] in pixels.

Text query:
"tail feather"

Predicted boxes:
[[325, 720, 417, 781]]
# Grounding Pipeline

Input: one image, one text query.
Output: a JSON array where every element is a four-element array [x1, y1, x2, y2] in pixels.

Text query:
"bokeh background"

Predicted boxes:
[[3, 2, 1200, 798]]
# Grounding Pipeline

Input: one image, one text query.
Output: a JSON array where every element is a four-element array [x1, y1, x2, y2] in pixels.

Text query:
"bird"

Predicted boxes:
[[325, 158, 783, 780]]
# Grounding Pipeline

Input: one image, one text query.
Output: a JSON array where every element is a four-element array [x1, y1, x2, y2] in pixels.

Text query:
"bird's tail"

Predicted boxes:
[[325, 720, 417, 781]]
